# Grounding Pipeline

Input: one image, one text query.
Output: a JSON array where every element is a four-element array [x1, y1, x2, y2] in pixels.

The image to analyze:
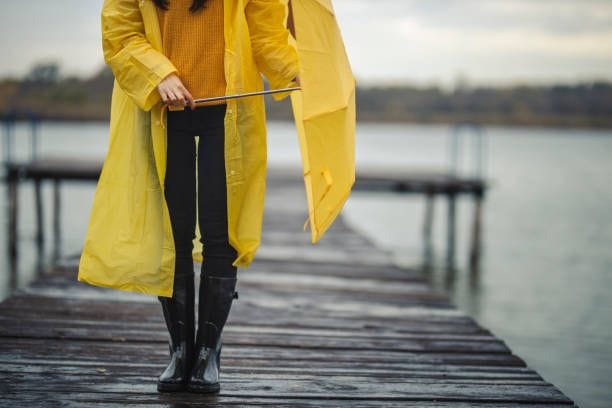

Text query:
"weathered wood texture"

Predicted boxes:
[[0, 180, 572, 407]]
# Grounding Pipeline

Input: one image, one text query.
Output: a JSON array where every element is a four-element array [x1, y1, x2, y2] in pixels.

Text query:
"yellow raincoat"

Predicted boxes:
[[78, 0, 299, 297]]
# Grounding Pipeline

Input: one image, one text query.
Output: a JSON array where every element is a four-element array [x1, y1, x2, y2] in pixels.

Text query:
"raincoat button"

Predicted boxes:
[[227, 109, 233, 114], [155, 120, 160, 126], [230, 170, 236, 175]]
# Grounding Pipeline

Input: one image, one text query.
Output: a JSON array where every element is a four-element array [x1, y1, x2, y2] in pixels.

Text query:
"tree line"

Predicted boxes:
[[1, 63, 611, 128]]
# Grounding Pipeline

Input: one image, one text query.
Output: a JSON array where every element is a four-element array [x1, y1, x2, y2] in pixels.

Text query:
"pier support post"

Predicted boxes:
[[52, 180, 62, 265], [469, 193, 483, 279], [7, 169, 18, 290], [446, 192, 457, 273], [422, 192, 435, 270], [34, 179, 45, 275]]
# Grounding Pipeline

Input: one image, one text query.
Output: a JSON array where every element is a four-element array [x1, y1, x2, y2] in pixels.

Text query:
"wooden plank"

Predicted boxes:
[[5, 157, 102, 180], [0, 303, 483, 334], [0, 322, 510, 354], [0, 339, 527, 368], [0, 373, 571, 403], [11, 285, 465, 317], [0, 360, 542, 380], [0, 393, 574, 407], [0, 315, 490, 340]]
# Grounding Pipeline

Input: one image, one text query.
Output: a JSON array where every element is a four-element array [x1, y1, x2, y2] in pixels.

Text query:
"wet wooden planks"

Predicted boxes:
[[0, 181, 573, 406]]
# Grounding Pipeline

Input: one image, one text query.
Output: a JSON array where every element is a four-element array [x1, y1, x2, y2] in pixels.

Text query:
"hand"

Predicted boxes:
[[292, 75, 301, 87], [157, 73, 196, 110]]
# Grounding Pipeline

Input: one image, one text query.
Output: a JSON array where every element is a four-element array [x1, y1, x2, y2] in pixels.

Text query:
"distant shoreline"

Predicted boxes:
[[4, 115, 611, 132], [2, 65, 611, 130]]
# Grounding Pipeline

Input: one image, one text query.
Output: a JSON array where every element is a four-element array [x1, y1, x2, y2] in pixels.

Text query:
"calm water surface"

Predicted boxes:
[[1, 120, 610, 408]]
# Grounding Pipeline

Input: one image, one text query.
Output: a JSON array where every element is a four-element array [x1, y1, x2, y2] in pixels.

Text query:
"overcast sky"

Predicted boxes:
[[1, 0, 611, 87]]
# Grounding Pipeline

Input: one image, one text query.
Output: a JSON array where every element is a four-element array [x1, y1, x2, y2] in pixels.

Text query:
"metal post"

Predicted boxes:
[[29, 112, 40, 161], [3, 118, 15, 164], [470, 124, 487, 179], [448, 125, 461, 176], [451, 123, 488, 179]]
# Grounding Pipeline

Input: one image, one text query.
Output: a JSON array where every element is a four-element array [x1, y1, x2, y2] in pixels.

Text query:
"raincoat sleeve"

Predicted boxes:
[[245, 0, 300, 100], [101, 0, 178, 111]]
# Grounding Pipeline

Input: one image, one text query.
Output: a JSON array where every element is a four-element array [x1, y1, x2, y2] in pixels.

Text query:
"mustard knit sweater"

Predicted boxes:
[[156, 0, 226, 106]]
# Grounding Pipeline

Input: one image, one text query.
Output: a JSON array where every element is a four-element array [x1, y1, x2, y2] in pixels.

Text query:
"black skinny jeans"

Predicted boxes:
[[164, 104, 237, 282]]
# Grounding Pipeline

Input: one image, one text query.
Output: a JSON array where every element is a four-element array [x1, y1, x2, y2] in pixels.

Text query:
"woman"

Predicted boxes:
[[81, 0, 300, 394]]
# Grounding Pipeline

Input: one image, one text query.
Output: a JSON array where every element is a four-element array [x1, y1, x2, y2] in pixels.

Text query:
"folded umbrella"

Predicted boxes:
[[289, 0, 356, 243]]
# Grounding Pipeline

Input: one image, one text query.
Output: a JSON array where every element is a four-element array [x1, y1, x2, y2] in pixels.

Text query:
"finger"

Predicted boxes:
[[177, 84, 190, 100], [159, 90, 169, 105], [167, 90, 180, 105], [179, 89, 188, 105], [181, 87, 196, 110], [173, 87, 187, 106], [185, 94, 195, 110]]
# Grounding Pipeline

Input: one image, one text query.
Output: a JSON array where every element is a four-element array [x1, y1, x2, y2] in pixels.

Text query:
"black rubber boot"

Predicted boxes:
[[188, 275, 238, 393], [157, 272, 195, 392]]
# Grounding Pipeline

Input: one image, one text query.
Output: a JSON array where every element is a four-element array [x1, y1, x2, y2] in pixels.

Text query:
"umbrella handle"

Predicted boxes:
[[193, 87, 301, 104]]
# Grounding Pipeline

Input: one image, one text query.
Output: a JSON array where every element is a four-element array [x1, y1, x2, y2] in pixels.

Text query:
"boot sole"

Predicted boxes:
[[157, 381, 187, 392], [187, 382, 220, 393]]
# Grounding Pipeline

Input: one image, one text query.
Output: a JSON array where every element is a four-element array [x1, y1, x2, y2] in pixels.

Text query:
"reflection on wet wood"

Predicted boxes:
[[0, 176, 572, 406]]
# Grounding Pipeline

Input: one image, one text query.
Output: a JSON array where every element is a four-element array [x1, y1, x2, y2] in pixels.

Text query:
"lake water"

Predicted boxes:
[[1, 120, 611, 408]]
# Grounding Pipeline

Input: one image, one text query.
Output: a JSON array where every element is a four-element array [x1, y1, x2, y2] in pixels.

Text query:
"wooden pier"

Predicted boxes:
[[0, 174, 574, 406], [4, 158, 488, 292]]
